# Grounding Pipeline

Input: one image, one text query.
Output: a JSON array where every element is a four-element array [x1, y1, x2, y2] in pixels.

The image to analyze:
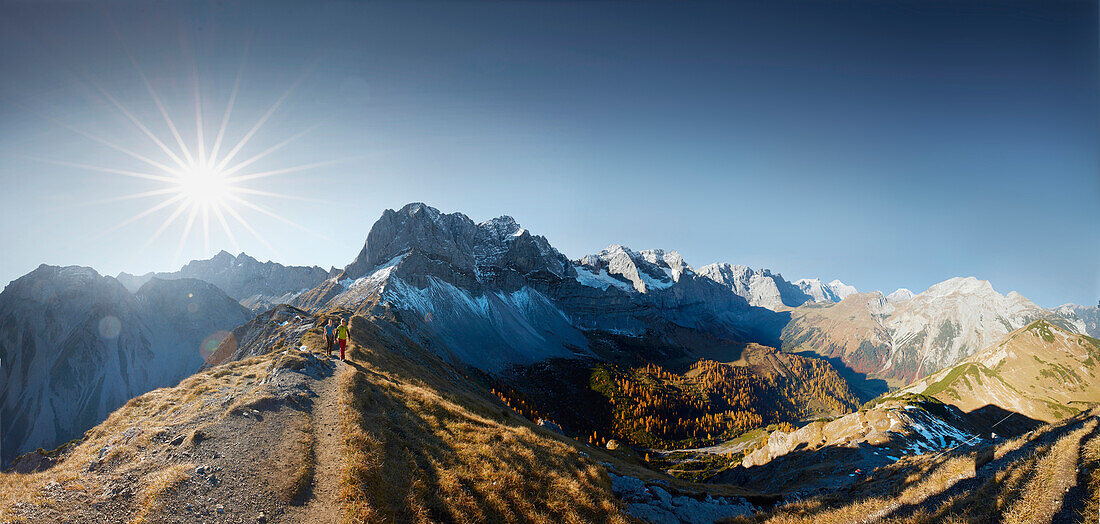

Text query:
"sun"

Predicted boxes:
[[177, 163, 232, 208], [23, 39, 340, 264]]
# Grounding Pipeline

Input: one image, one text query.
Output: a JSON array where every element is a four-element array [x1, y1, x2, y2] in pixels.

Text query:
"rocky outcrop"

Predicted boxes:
[[608, 472, 755, 524], [205, 305, 319, 366], [0, 266, 252, 466], [739, 401, 979, 469]]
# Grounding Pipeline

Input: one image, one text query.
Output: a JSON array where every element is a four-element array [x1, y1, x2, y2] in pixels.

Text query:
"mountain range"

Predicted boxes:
[[117, 251, 332, 312], [3, 202, 1099, 523], [780, 278, 1090, 385], [0, 265, 251, 465]]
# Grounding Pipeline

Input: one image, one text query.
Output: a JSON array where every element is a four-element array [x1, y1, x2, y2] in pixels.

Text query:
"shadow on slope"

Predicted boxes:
[[322, 315, 639, 522], [962, 404, 1044, 439]]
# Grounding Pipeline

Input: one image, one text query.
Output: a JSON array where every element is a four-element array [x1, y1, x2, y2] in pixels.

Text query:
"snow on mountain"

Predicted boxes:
[[1055, 304, 1100, 338], [117, 251, 329, 312], [827, 280, 858, 300], [793, 278, 856, 303], [698, 263, 812, 310], [0, 265, 252, 466], [295, 203, 782, 370], [577, 245, 678, 293], [886, 288, 915, 303]]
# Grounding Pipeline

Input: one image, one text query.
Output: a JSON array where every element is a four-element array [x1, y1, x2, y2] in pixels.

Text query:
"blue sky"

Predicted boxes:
[[0, 0, 1097, 307]]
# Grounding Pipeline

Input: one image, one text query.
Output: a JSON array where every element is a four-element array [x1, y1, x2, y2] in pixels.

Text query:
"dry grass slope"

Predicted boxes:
[[0, 336, 335, 523], [727, 407, 1100, 524], [336, 315, 631, 523]]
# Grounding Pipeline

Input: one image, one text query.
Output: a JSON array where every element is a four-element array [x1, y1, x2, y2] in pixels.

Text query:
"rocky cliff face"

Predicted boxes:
[[1056, 304, 1100, 338], [118, 251, 329, 312], [697, 263, 812, 310], [0, 265, 251, 466], [296, 203, 783, 371], [794, 278, 859, 303]]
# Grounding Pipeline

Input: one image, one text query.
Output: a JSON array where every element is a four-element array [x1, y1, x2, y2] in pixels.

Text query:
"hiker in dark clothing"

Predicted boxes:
[[324, 320, 336, 357]]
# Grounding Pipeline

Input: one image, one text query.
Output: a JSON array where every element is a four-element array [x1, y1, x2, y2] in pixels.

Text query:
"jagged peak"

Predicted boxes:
[[701, 262, 750, 272], [397, 202, 443, 220], [477, 215, 525, 239], [600, 244, 634, 257], [639, 248, 684, 266]]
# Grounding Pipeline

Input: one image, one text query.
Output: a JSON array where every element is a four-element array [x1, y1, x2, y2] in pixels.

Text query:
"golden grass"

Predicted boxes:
[[1080, 429, 1100, 522], [0, 314, 345, 522], [1002, 421, 1094, 523], [336, 318, 631, 524], [289, 417, 317, 505], [729, 411, 1100, 524], [129, 462, 194, 524], [0, 354, 275, 520]]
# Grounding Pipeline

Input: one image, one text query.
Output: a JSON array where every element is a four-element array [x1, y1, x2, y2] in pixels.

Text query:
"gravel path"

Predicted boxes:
[[284, 357, 348, 523]]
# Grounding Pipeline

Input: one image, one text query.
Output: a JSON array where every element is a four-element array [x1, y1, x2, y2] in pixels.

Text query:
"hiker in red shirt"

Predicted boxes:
[[336, 319, 349, 360]]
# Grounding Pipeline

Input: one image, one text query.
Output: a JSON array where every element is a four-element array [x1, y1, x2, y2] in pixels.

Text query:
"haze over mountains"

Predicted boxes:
[[117, 251, 333, 312], [0, 265, 251, 465]]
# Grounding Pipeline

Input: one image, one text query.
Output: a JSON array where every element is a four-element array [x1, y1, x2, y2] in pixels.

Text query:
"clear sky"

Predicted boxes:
[[0, 0, 1097, 307]]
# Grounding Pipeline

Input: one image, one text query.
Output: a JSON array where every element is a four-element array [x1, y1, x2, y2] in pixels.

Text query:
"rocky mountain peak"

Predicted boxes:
[[886, 288, 915, 303], [926, 276, 995, 297], [342, 203, 571, 292], [478, 215, 522, 236], [827, 280, 858, 299], [400, 201, 442, 221], [697, 263, 810, 310]]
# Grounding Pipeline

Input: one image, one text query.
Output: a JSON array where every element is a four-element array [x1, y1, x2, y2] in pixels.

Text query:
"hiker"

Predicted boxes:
[[324, 319, 336, 356], [336, 319, 349, 360]]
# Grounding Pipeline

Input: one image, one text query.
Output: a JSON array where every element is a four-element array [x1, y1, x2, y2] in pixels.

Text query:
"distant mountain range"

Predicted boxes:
[[0, 265, 251, 465], [5, 201, 1099, 523], [780, 278, 1091, 384], [117, 251, 333, 312]]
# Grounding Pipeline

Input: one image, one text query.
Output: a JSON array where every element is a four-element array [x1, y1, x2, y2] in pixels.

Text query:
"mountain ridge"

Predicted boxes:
[[0, 264, 252, 465], [117, 251, 331, 312]]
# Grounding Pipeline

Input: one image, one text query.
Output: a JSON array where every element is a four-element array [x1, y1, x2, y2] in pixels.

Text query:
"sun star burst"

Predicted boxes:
[[27, 37, 332, 264]]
